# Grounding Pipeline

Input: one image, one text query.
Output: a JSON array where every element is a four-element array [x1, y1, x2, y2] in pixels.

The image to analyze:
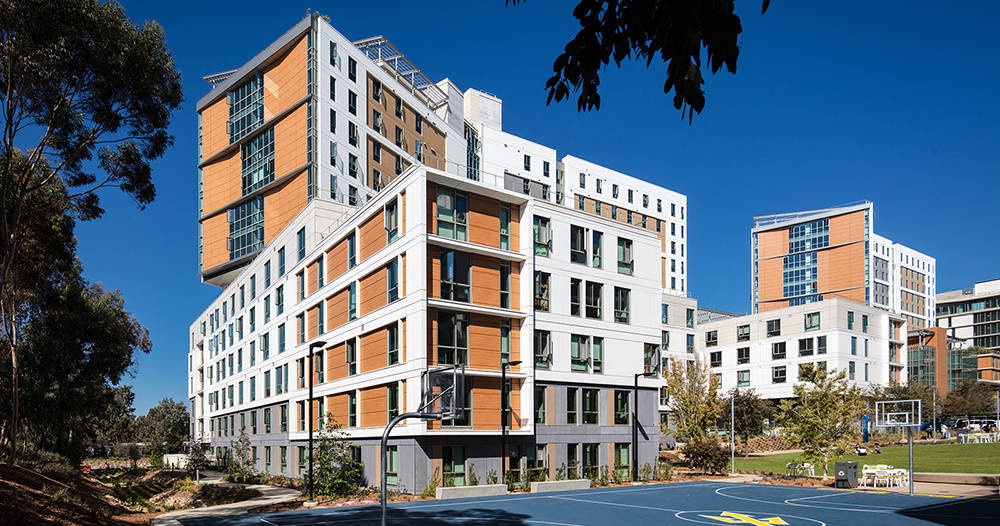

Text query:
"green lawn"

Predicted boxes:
[[732, 442, 1000, 475]]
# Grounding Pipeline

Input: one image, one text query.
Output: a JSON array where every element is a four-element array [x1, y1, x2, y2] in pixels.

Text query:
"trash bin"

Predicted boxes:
[[835, 461, 858, 488]]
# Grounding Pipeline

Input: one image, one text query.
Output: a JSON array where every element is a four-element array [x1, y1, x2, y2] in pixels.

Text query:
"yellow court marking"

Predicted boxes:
[[794, 486, 965, 499], [699, 511, 790, 525]]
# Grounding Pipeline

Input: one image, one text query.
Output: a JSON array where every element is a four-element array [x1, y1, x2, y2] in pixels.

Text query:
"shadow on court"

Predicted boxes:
[[896, 496, 1000, 526], [177, 505, 535, 526]]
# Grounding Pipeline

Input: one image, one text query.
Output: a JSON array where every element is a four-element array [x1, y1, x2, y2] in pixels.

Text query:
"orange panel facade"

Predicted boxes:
[[358, 208, 387, 261], [359, 265, 388, 316]]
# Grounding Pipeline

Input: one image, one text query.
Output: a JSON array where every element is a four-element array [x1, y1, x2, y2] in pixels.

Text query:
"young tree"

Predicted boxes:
[[313, 417, 363, 498], [186, 440, 211, 484], [779, 365, 864, 480], [227, 431, 257, 483], [0, 0, 182, 464], [506, 0, 770, 121], [662, 356, 724, 443], [724, 388, 774, 455]]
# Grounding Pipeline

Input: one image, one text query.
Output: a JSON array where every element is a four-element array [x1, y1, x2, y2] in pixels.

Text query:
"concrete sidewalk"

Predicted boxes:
[[857, 481, 998, 498], [150, 483, 300, 526]]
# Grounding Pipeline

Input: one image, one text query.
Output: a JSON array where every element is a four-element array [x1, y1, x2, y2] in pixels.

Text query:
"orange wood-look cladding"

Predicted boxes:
[[360, 385, 388, 428], [425, 307, 520, 373], [307, 306, 319, 340], [273, 103, 309, 179], [200, 98, 230, 159], [325, 342, 347, 383], [829, 210, 866, 247], [756, 228, 788, 260], [307, 260, 319, 296], [326, 236, 349, 282], [426, 247, 514, 310], [757, 257, 784, 304], [201, 213, 230, 271], [359, 208, 386, 261], [426, 182, 520, 252], [426, 377, 522, 432], [359, 266, 387, 316], [201, 149, 242, 214], [359, 324, 388, 373], [320, 393, 348, 430], [263, 34, 308, 118], [263, 168, 309, 245], [326, 287, 349, 330], [366, 74, 446, 167], [816, 243, 865, 295]]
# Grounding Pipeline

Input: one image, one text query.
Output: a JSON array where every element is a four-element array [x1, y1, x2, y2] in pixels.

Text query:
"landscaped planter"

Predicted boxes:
[[530, 479, 592, 492], [435, 484, 507, 499]]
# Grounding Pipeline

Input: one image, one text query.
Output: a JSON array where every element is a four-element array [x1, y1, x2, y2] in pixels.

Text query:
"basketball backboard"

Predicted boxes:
[[420, 364, 466, 421], [875, 399, 921, 428]]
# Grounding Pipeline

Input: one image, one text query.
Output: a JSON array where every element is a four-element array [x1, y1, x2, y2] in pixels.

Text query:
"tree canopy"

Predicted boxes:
[[507, 0, 769, 121], [724, 387, 774, 453], [662, 356, 724, 443]]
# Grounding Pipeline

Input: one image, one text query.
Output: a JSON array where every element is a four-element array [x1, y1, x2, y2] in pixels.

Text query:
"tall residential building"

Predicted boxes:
[[751, 202, 936, 329], [699, 297, 907, 399], [188, 13, 693, 492], [936, 279, 1000, 385]]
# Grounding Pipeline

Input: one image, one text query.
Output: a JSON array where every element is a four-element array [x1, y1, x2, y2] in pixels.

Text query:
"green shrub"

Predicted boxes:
[[556, 463, 566, 481], [639, 463, 653, 481], [468, 466, 480, 486], [421, 467, 440, 499], [683, 439, 728, 474], [486, 468, 498, 485], [656, 459, 673, 481]]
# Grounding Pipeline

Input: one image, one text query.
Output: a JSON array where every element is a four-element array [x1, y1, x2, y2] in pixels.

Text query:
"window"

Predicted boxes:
[[386, 259, 399, 303], [661, 330, 670, 351], [627, 189, 634, 203], [347, 233, 356, 268], [737, 370, 750, 387], [387, 383, 400, 420], [415, 114, 423, 133], [772, 341, 786, 359], [817, 335, 827, 354], [297, 313, 305, 344], [277, 323, 285, 353], [499, 204, 511, 250], [578, 172, 585, 188], [592, 231, 603, 267], [849, 361, 856, 380], [661, 304, 669, 324], [706, 330, 718, 347], [613, 287, 630, 323], [348, 282, 357, 320], [437, 311, 469, 365], [500, 261, 511, 309], [346, 339, 357, 375], [394, 126, 403, 147], [851, 336, 858, 355], [534, 386, 546, 424], [570, 278, 582, 316], [385, 199, 399, 243], [265, 261, 271, 287], [767, 319, 781, 337], [297, 228, 306, 261], [686, 309, 695, 328], [582, 389, 599, 424], [264, 407, 272, 432], [387, 323, 400, 365], [297, 272, 306, 301], [348, 90, 357, 115], [737, 324, 750, 341], [500, 319, 511, 364], [385, 445, 399, 486], [349, 185, 358, 205], [799, 338, 814, 356], [710, 351, 722, 367], [372, 79, 382, 101], [570, 334, 589, 372], [614, 390, 630, 425], [570, 225, 587, 264], [394, 96, 403, 118], [348, 391, 357, 427], [644, 343, 660, 374], [436, 187, 468, 241], [585, 282, 602, 319], [534, 271, 550, 311], [567, 387, 578, 424], [534, 329, 551, 368], [614, 443, 630, 480], [443, 446, 466, 487], [523, 154, 531, 171], [864, 339, 869, 357], [533, 216, 551, 256], [592, 337, 603, 372], [228, 73, 265, 143], [617, 238, 633, 274], [440, 250, 471, 302], [772, 366, 787, 384], [848, 311, 855, 330], [864, 362, 869, 382], [737, 347, 750, 365], [805, 312, 820, 331], [280, 405, 288, 432], [862, 314, 869, 333]]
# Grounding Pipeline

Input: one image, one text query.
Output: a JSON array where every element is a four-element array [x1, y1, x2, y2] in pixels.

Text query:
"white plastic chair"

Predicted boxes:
[[799, 463, 815, 477], [860, 465, 876, 487], [873, 469, 890, 487]]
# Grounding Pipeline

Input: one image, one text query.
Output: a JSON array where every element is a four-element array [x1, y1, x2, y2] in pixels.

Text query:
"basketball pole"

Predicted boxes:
[[907, 425, 914, 496]]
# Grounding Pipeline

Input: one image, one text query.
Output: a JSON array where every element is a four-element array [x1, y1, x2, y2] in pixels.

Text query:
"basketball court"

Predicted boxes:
[[177, 480, 999, 526]]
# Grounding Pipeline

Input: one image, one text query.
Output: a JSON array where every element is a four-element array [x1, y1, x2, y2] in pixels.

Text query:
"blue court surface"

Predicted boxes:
[[178, 481, 1000, 526]]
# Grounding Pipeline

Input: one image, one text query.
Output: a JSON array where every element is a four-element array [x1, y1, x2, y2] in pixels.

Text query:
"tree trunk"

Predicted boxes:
[[7, 334, 17, 465]]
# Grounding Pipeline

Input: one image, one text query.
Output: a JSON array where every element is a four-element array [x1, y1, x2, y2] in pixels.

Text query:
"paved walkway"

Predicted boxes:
[[856, 481, 997, 498], [150, 481, 300, 526]]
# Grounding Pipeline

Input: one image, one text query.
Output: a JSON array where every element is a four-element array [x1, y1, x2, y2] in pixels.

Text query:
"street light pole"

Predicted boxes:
[[501, 360, 522, 485], [730, 388, 736, 474], [633, 371, 656, 481], [306, 340, 326, 505]]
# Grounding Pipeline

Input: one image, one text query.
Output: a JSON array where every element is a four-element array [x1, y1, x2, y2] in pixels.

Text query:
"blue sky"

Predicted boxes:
[[77, 1, 999, 414]]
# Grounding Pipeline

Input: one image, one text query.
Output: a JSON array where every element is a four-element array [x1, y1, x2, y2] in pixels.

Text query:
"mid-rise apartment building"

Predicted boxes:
[[906, 327, 977, 397], [937, 279, 1000, 385], [188, 13, 693, 491], [699, 298, 907, 399], [751, 202, 936, 329]]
